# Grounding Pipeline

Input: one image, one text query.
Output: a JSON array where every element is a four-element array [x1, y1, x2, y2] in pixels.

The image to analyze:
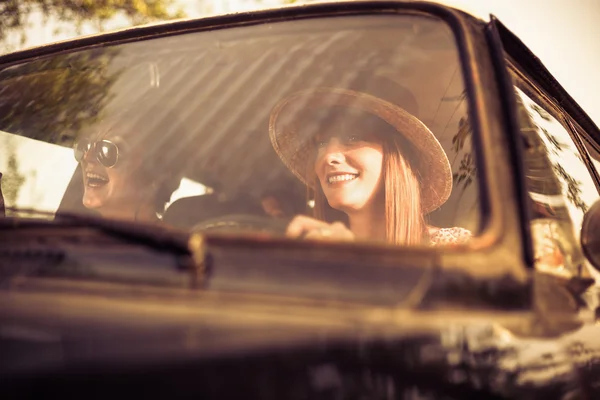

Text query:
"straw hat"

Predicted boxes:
[[268, 85, 453, 213]]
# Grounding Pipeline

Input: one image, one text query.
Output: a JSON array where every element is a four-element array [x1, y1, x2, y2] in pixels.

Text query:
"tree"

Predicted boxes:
[[0, 48, 122, 144], [451, 114, 475, 202], [0, 0, 185, 49]]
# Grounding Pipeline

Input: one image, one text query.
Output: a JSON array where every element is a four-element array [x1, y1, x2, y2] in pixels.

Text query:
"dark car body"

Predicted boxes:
[[1, 1, 600, 399]]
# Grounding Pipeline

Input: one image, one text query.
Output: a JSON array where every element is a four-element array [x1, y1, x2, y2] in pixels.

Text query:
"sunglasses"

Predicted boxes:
[[73, 138, 122, 168]]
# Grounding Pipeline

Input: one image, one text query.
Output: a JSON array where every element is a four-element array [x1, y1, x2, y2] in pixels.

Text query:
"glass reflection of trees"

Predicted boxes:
[[517, 91, 589, 216], [528, 103, 588, 213], [0, 48, 121, 146], [421, 85, 477, 229], [451, 114, 475, 203]]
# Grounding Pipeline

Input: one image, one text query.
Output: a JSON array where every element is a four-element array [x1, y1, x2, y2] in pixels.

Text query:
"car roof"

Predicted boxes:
[[0, 1, 482, 62]]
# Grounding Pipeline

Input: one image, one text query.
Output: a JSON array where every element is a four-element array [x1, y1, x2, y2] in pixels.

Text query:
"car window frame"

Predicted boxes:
[[0, 3, 536, 308], [567, 120, 600, 188]]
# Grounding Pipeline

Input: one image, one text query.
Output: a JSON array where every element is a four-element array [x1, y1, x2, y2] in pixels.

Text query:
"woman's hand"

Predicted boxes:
[[286, 215, 355, 241]]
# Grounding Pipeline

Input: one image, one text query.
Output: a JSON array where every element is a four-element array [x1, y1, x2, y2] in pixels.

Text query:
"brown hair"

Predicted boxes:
[[309, 115, 426, 245]]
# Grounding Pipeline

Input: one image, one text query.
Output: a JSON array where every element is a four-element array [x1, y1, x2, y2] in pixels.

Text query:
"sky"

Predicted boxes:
[[14, 0, 600, 127], [440, 0, 600, 128]]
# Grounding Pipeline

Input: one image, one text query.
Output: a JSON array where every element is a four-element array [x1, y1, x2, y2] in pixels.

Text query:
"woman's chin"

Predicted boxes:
[[82, 194, 107, 210], [327, 199, 366, 214]]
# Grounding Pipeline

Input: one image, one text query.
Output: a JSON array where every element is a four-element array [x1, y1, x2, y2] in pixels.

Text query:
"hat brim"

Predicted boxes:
[[269, 87, 452, 213]]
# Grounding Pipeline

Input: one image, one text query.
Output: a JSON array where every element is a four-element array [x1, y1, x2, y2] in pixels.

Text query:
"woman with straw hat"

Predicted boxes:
[[269, 83, 471, 246]]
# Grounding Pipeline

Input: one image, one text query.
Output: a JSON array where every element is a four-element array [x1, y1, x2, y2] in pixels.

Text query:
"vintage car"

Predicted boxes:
[[0, 1, 599, 398]]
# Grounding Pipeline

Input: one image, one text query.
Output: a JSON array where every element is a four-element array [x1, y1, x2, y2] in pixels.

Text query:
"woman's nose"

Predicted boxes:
[[322, 139, 345, 165], [82, 145, 95, 163]]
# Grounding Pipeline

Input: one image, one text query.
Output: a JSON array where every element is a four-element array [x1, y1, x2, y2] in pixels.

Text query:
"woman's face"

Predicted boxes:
[[78, 133, 142, 212], [313, 116, 385, 214]]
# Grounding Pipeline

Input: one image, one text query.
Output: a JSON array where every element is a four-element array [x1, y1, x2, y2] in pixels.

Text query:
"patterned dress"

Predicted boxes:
[[428, 226, 472, 246]]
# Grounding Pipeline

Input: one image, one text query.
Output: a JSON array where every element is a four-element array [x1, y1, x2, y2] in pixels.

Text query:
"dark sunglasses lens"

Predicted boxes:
[[97, 141, 118, 167], [74, 140, 91, 162]]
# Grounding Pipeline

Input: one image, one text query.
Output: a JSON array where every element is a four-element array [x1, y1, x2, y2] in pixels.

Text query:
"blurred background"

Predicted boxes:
[[1, 0, 598, 126]]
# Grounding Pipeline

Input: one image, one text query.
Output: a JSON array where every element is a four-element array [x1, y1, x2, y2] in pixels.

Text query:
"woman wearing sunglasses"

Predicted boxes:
[[73, 101, 184, 223], [269, 81, 472, 246]]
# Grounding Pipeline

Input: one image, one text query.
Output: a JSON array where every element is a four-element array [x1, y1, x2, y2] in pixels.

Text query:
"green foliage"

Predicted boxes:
[[0, 48, 121, 144], [1, 137, 26, 211], [451, 115, 476, 198], [520, 93, 588, 214], [0, 0, 185, 48], [554, 163, 588, 213]]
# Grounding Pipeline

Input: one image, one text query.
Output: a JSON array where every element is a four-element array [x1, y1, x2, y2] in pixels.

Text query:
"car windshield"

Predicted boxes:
[[0, 14, 479, 247]]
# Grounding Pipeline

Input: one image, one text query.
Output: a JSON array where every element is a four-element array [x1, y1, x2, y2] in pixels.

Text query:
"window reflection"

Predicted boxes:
[[515, 86, 599, 275], [516, 87, 598, 228]]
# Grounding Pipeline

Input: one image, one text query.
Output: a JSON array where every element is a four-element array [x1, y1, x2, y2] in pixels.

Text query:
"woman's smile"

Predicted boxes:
[[326, 172, 360, 185], [84, 169, 110, 188]]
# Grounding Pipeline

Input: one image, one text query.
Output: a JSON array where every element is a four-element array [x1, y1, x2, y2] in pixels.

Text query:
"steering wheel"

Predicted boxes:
[[192, 214, 290, 235]]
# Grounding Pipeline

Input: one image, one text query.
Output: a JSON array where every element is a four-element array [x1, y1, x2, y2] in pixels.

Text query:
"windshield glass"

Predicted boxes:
[[0, 14, 479, 247]]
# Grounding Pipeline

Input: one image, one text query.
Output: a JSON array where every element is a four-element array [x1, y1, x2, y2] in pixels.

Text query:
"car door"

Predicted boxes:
[[510, 70, 600, 279], [491, 16, 600, 395]]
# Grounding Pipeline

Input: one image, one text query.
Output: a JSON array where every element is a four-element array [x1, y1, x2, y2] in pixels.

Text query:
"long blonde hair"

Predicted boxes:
[[311, 125, 425, 245]]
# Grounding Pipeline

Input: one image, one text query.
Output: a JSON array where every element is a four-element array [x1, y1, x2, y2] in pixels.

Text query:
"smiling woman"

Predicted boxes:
[[269, 84, 472, 246], [72, 99, 187, 222]]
